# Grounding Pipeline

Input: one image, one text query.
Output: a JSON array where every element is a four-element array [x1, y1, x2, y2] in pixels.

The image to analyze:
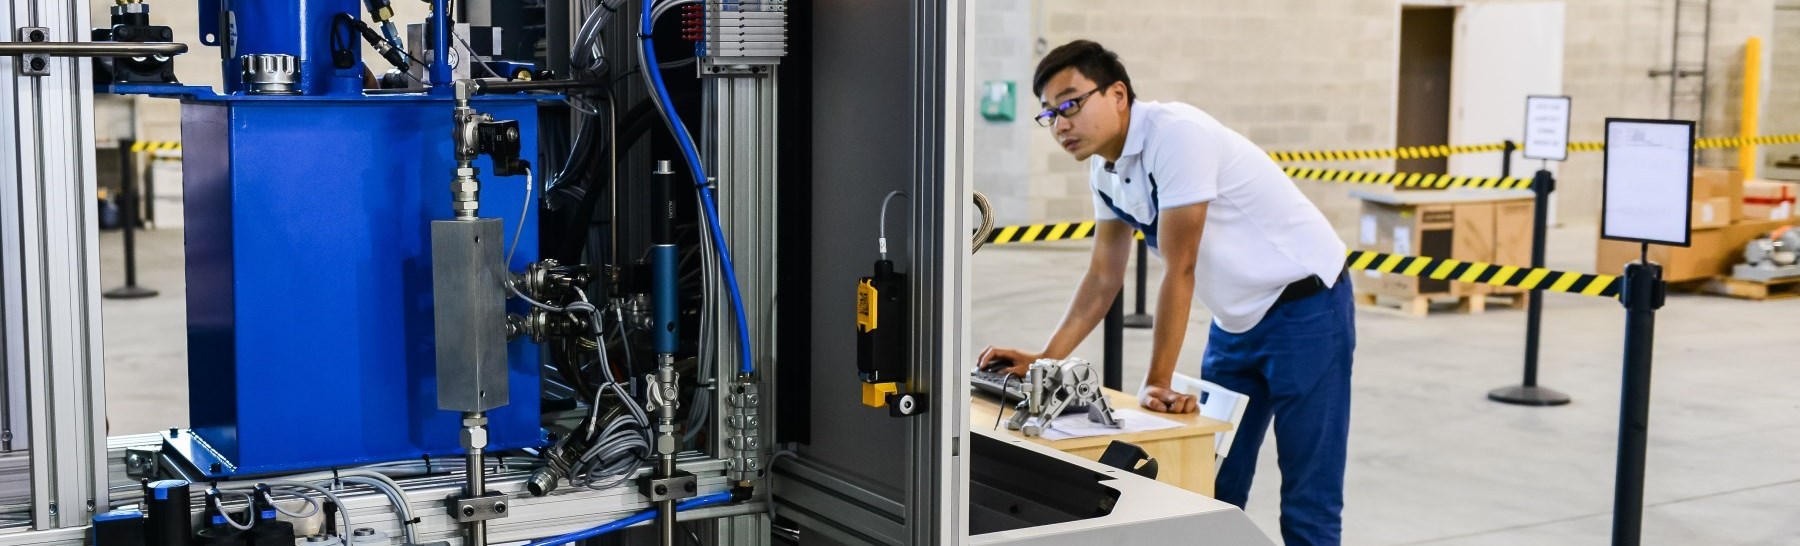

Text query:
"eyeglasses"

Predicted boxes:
[[1034, 88, 1103, 128]]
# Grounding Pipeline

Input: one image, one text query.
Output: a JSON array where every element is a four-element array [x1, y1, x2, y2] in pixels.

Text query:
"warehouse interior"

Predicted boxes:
[[0, 0, 1795, 545]]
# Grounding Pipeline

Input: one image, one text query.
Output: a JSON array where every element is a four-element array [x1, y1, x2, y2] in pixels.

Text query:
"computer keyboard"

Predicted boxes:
[[969, 368, 1028, 403], [969, 367, 1089, 413]]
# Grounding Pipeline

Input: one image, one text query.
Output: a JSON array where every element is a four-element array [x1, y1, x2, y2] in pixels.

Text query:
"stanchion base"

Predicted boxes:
[[103, 285, 160, 300], [1487, 385, 1571, 406], [1122, 314, 1154, 329]]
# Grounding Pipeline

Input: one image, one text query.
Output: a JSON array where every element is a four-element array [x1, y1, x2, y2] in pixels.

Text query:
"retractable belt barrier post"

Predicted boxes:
[[103, 138, 160, 300]]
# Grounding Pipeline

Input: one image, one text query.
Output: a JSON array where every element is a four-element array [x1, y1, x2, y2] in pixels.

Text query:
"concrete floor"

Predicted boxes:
[[100, 223, 1800, 544]]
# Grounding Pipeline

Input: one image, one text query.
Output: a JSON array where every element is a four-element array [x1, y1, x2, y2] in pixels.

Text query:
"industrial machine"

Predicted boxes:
[[0, 1, 1269, 545], [1734, 226, 1800, 281], [1004, 359, 1119, 438]]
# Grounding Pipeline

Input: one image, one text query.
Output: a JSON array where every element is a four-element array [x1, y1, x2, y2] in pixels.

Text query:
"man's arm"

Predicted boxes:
[[1041, 219, 1135, 359], [978, 219, 1133, 373], [1140, 202, 1206, 413]]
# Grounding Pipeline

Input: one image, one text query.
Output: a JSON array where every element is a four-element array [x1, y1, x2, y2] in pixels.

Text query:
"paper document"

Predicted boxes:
[[1037, 408, 1183, 440], [1602, 119, 1693, 246]]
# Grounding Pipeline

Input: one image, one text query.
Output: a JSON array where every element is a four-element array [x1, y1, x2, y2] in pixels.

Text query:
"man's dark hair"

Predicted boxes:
[[1032, 40, 1136, 102]]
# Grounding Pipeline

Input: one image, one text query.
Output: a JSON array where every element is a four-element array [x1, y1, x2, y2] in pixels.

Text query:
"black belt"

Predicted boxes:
[[1272, 268, 1343, 308]]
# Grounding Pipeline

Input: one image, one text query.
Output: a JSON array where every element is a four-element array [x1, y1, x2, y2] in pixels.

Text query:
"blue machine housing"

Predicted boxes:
[[119, 0, 545, 479], [166, 94, 545, 478]]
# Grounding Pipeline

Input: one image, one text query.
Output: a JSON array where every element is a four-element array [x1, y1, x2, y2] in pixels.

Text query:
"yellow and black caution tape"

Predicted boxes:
[[1345, 250, 1619, 298], [1283, 166, 1533, 190], [984, 221, 1157, 245], [1268, 142, 1507, 163], [129, 141, 182, 152], [1565, 133, 1800, 153]]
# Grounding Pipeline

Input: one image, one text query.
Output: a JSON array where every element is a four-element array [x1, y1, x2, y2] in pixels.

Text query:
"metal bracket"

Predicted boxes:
[[446, 491, 509, 523], [16, 28, 50, 77], [638, 471, 698, 503], [123, 447, 160, 479], [886, 392, 929, 418]]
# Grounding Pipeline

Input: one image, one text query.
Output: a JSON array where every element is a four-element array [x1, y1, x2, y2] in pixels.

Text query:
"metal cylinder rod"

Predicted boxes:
[[464, 411, 488, 546], [0, 41, 187, 57]]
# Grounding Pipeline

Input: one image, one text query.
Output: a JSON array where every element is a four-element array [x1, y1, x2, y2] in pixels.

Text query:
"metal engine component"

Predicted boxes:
[[1006, 358, 1119, 437], [241, 54, 300, 95], [1735, 226, 1800, 281]]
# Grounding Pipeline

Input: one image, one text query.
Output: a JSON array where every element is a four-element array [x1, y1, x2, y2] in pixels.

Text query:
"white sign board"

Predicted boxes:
[[1523, 95, 1571, 161], [1602, 119, 1694, 247]]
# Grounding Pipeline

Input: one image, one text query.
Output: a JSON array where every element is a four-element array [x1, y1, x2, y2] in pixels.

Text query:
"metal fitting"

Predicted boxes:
[[460, 426, 489, 450], [242, 54, 299, 95]]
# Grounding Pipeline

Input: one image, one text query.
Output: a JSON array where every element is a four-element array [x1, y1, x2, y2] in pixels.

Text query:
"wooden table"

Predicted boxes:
[[969, 387, 1232, 496]]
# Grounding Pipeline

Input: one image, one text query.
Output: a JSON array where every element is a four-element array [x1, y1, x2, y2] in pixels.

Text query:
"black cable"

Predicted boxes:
[[330, 14, 360, 69], [994, 374, 1015, 431]]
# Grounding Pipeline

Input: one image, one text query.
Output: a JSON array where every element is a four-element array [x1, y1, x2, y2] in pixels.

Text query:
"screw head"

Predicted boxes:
[[493, 503, 506, 514], [654, 484, 668, 496], [461, 506, 476, 517], [684, 482, 696, 493], [28, 30, 46, 42]]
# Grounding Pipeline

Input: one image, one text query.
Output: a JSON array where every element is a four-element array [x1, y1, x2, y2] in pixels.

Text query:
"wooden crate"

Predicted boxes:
[[1356, 291, 1529, 317], [1702, 276, 1800, 301], [1353, 190, 1536, 304]]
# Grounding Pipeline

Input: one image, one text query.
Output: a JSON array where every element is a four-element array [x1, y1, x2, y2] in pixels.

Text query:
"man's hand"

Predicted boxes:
[[1139, 384, 1198, 414], [976, 346, 1042, 377]]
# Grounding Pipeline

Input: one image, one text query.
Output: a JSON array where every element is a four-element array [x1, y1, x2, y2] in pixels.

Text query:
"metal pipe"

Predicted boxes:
[[473, 78, 608, 94], [431, 0, 454, 88], [464, 411, 488, 546], [0, 41, 187, 57]]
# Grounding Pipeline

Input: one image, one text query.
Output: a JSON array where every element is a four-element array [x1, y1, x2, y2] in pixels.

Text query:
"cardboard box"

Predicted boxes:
[[1356, 196, 1534, 299], [1693, 167, 1745, 221], [1490, 200, 1535, 294], [1595, 217, 1800, 282], [1692, 197, 1731, 229], [1742, 179, 1797, 221]]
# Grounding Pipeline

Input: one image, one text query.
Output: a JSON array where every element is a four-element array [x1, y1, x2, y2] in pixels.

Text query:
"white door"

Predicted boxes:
[[1447, 2, 1566, 179]]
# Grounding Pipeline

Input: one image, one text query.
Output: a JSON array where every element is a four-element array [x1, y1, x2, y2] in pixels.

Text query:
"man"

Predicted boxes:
[[978, 40, 1356, 545]]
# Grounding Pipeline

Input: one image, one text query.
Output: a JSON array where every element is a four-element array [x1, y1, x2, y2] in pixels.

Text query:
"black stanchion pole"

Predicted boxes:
[[1103, 289, 1124, 391], [1123, 237, 1153, 329], [1488, 169, 1569, 406], [1500, 139, 1516, 179], [1611, 253, 1664, 546], [104, 139, 159, 300]]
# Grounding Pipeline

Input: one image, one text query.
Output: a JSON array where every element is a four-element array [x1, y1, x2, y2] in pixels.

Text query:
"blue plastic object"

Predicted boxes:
[[168, 94, 543, 478], [640, 0, 754, 375], [650, 244, 678, 354]]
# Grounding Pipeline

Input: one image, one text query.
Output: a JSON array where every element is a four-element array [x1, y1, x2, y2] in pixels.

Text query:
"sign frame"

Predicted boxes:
[[1522, 95, 1572, 161], [1600, 118, 1696, 248]]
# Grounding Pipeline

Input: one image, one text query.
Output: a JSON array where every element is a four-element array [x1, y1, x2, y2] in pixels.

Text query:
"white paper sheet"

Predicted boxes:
[[1035, 408, 1184, 441], [1524, 96, 1571, 161], [1603, 120, 1693, 245]]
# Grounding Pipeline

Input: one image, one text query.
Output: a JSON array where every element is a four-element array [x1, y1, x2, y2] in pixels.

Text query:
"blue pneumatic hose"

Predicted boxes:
[[640, 0, 754, 375], [520, 492, 735, 546]]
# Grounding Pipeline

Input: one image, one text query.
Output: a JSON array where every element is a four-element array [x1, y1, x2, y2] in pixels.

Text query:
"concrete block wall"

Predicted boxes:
[[1022, 0, 1400, 232], [975, 0, 1791, 232], [1766, 0, 1800, 178], [972, 0, 1038, 226]]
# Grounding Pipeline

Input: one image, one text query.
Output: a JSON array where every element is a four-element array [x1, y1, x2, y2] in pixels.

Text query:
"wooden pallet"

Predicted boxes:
[[1702, 276, 1800, 301], [1355, 292, 1529, 317]]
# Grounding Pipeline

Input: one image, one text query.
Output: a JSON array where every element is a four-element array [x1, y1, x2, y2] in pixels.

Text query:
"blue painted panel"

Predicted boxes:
[[222, 0, 364, 95], [182, 96, 544, 477]]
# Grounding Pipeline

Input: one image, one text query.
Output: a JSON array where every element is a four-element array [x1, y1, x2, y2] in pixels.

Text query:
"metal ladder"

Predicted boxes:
[[1650, 0, 1712, 130]]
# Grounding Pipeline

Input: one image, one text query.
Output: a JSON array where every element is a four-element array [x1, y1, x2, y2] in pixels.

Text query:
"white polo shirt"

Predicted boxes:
[[1090, 100, 1346, 333]]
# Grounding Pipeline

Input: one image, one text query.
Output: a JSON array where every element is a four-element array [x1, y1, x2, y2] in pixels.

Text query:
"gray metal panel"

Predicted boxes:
[[431, 219, 510, 413], [800, 0, 918, 500], [791, 0, 967, 543], [0, 0, 108, 532]]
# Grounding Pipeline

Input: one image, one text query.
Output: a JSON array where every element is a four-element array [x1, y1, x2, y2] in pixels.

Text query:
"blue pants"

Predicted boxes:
[[1202, 272, 1355, 546]]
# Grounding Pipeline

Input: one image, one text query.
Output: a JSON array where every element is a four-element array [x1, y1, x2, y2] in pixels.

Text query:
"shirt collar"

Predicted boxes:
[[1119, 100, 1149, 159]]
